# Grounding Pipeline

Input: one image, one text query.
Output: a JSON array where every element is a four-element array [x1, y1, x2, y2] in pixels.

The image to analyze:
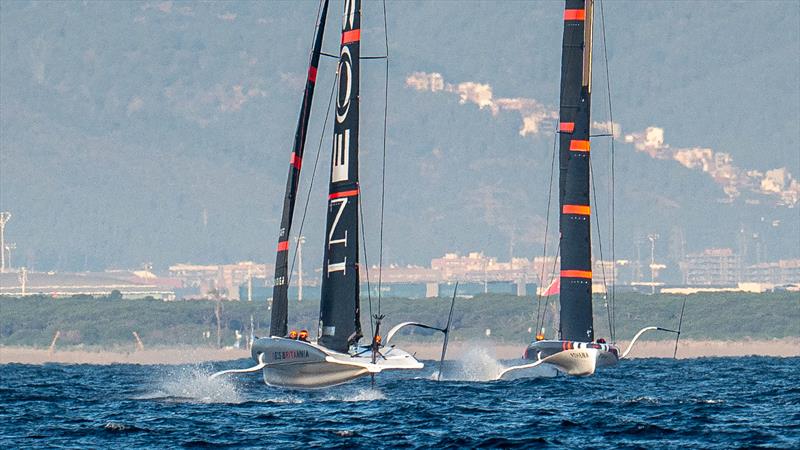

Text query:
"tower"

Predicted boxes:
[[647, 233, 660, 294], [0, 212, 10, 273]]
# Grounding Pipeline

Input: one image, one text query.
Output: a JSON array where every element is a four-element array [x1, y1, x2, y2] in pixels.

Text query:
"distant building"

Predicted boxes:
[[682, 248, 740, 286], [371, 264, 441, 284], [432, 252, 529, 282], [680, 247, 799, 287], [0, 270, 175, 299], [169, 262, 270, 300], [742, 259, 800, 285]]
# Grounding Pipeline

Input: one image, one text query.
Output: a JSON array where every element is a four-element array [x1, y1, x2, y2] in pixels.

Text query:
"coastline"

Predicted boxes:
[[405, 339, 800, 360], [1, 338, 798, 365]]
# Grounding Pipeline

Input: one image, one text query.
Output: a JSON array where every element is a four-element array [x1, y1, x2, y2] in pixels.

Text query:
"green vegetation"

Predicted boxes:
[[0, 292, 797, 349]]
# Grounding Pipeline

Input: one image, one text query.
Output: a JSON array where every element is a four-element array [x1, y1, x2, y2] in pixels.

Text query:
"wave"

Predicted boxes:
[[320, 387, 386, 402], [431, 345, 557, 381], [137, 365, 243, 404]]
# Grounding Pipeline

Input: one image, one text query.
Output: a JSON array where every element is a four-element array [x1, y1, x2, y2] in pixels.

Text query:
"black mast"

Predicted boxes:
[[270, 0, 330, 338], [558, 0, 594, 342], [318, 0, 362, 352]]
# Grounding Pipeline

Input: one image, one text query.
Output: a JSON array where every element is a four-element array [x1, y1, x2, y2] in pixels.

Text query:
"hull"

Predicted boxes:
[[498, 362, 559, 380], [524, 340, 619, 376], [251, 337, 423, 389]]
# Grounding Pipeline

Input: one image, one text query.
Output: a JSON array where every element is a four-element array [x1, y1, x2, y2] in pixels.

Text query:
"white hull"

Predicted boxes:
[[251, 337, 423, 389], [541, 347, 617, 376], [497, 342, 619, 379], [496, 327, 679, 380]]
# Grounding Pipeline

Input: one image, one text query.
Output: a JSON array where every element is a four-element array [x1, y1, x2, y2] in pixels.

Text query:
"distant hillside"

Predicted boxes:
[[0, 1, 797, 274]]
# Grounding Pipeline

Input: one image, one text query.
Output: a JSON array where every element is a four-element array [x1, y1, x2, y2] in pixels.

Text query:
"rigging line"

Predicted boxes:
[[306, 0, 325, 64], [590, 161, 613, 339], [535, 129, 559, 332], [376, 0, 390, 317], [358, 193, 375, 340], [285, 69, 338, 305], [539, 244, 561, 336], [318, 51, 339, 59], [599, 0, 617, 341]]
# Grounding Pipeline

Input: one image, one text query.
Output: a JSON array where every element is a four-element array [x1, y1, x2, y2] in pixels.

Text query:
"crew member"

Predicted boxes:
[[289, 330, 298, 340], [298, 329, 309, 342]]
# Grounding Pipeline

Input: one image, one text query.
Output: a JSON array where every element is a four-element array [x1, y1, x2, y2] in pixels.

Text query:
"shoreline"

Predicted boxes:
[[1, 338, 798, 365]]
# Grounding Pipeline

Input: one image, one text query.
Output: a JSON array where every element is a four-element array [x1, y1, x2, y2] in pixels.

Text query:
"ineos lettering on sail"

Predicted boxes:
[[319, 0, 362, 353], [210, 0, 446, 389], [327, 197, 349, 274], [332, 129, 349, 182]]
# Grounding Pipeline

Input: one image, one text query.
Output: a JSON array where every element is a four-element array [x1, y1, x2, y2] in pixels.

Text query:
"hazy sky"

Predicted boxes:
[[0, 1, 798, 272]]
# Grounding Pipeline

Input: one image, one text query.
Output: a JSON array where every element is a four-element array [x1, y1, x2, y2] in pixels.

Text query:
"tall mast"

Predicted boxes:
[[558, 0, 594, 342], [270, 0, 330, 338], [318, 0, 362, 352]]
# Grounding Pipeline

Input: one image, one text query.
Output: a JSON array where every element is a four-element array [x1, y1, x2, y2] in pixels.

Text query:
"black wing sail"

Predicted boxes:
[[558, 0, 595, 342], [318, 0, 362, 353], [270, 0, 330, 338]]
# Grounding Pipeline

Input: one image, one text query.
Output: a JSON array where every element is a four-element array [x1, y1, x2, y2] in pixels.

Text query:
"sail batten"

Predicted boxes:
[[270, 0, 330, 338], [558, 0, 594, 342], [319, 0, 362, 353]]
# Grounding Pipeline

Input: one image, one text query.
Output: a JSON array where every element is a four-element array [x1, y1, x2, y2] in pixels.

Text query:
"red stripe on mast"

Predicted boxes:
[[563, 204, 590, 215], [341, 29, 360, 44], [290, 153, 302, 170], [561, 270, 592, 279], [569, 140, 590, 152], [564, 9, 585, 21], [329, 189, 359, 200]]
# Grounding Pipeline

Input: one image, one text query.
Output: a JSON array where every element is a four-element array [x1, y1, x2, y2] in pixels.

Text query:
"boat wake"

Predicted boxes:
[[431, 347, 507, 382], [430, 346, 558, 381], [320, 387, 386, 402], [137, 365, 243, 404]]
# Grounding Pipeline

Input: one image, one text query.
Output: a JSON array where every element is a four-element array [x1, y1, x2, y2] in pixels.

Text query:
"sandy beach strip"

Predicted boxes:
[[404, 339, 800, 360], [1, 339, 798, 365]]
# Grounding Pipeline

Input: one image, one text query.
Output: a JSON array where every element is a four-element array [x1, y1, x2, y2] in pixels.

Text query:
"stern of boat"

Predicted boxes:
[[523, 340, 619, 376]]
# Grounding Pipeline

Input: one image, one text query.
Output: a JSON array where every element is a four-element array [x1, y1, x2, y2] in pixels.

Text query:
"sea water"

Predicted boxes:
[[1, 356, 798, 448]]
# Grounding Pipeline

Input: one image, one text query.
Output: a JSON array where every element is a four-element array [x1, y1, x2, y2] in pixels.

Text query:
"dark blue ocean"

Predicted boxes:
[[2, 356, 798, 448]]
